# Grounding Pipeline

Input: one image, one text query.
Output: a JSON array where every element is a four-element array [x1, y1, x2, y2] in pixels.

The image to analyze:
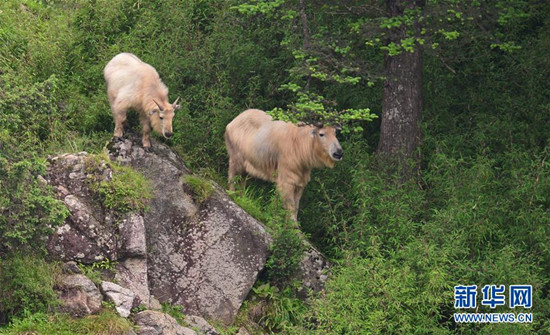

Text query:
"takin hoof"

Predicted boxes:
[[105, 136, 124, 152]]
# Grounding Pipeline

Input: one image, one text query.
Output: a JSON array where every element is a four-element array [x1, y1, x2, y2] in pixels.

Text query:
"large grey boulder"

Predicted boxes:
[[108, 136, 271, 324], [45, 135, 271, 324]]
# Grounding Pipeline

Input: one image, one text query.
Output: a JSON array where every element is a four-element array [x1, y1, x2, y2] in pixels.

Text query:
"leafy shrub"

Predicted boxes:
[[2, 310, 134, 335], [0, 157, 69, 253], [306, 246, 452, 335], [161, 303, 186, 326], [0, 1, 75, 82], [0, 255, 60, 323], [253, 282, 306, 333], [231, 188, 307, 285], [264, 224, 307, 286], [77, 259, 118, 285], [86, 154, 153, 214], [0, 73, 71, 154], [183, 175, 215, 205]]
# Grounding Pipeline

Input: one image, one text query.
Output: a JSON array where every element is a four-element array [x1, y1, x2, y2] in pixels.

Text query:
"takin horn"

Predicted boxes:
[[172, 96, 181, 109], [152, 99, 163, 111]]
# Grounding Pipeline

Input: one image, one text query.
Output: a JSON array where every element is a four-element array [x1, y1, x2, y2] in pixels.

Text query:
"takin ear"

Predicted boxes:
[[149, 108, 160, 116]]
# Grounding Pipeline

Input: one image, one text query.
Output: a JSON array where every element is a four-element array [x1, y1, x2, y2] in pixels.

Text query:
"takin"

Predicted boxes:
[[225, 109, 343, 221], [104, 52, 180, 148]]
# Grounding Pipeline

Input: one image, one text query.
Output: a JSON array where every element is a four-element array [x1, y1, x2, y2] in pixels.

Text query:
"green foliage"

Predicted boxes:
[[264, 224, 307, 286], [268, 91, 377, 133], [0, 0, 76, 82], [86, 154, 153, 213], [230, 186, 271, 223], [0, 157, 69, 253], [161, 303, 186, 326], [0, 74, 70, 150], [183, 175, 215, 205], [1, 310, 134, 335], [231, 187, 307, 284], [229, 188, 308, 332], [250, 282, 306, 333], [233, 1, 378, 133], [305, 247, 451, 334], [0, 20, 73, 254], [78, 259, 117, 285], [0, 255, 60, 322]]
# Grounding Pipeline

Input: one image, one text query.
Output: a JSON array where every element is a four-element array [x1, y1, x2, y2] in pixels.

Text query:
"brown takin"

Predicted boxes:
[[225, 109, 343, 221], [104, 52, 180, 148]]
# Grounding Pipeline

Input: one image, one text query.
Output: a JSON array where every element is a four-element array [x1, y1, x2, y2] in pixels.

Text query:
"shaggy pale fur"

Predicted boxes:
[[104, 53, 180, 147], [225, 109, 343, 221]]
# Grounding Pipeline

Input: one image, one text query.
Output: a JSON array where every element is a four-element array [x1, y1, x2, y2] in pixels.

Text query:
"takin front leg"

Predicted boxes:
[[293, 186, 304, 218], [277, 181, 299, 222], [112, 105, 127, 139], [140, 115, 152, 148]]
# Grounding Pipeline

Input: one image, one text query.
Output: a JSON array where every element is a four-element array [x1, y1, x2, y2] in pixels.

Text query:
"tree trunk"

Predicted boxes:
[[377, 0, 425, 178]]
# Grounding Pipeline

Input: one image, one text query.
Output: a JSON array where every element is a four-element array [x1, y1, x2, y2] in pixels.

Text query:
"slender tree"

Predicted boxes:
[[377, 0, 425, 177]]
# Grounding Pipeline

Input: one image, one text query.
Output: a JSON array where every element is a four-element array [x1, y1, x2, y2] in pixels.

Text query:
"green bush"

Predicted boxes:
[[296, 145, 550, 333], [231, 187, 307, 285], [2, 310, 134, 335], [306, 247, 451, 334], [0, 1, 75, 82], [264, 224, 307, 286], [0, 157, 69, 253], [161, 303, 186, 326], [86, 154, 153, 214], [183, 175, 215, 205], [251, 282, 306, 333], [0, 73, 71, 154], [0, 255, 60, 322]]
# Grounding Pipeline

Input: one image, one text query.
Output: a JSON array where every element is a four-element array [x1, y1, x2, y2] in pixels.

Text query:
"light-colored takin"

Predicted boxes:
[[225, 109, 343, 221], [104, 52, 180, 148]]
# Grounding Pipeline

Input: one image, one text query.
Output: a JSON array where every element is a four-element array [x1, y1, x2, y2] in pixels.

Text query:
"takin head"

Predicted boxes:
[[149, 97, 181, 139], [310, 124, 344, 168]]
